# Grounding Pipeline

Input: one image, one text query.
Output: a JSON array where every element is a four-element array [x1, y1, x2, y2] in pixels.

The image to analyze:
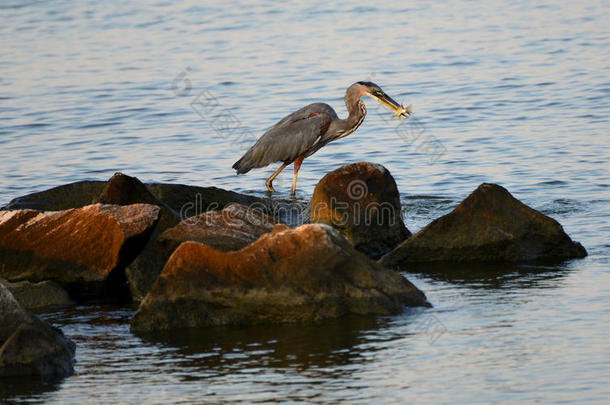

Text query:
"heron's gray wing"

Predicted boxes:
[[266, 103, 336, 131], [233, 104, 334, 173]]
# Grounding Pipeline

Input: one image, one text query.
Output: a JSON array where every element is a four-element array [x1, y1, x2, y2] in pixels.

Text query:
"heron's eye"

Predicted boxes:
[[374, 91, 383, 96]]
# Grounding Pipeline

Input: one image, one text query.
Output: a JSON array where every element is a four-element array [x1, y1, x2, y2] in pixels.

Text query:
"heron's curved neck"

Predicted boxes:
[[341, 97, 366, 135]]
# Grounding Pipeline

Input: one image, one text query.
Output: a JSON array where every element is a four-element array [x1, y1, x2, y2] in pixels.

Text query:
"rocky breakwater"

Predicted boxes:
[[381, 183, 587, 267], [131, 223, 429, 333], [0, 283, 75, 379], [0, 173, 290, 301]]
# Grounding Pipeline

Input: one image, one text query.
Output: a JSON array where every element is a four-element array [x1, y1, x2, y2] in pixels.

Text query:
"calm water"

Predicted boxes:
[[1, 0, 610, 403]]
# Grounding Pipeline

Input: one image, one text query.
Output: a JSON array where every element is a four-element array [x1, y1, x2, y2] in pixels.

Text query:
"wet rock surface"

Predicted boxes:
[[310, 162, 411, 259], [0, 284, 75, 379], [0, 203, 159, 299], [380, 183, 587, 267], [131, 224, 428, 333]]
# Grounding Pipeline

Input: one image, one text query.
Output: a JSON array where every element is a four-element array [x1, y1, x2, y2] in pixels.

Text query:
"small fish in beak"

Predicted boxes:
[[391, 104, 413, 120]]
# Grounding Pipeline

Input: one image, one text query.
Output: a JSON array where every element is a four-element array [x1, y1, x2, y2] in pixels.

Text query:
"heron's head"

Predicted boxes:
[[354, 81, 411, 119]]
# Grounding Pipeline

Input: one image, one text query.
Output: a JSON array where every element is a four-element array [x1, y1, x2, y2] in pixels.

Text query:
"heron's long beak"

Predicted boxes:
[[368, 91, 412, 120]]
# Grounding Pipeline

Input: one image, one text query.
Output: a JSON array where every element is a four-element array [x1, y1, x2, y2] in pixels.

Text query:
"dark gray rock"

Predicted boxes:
[[380, 183, 587, 267], [0, 284, 75, 379], [2, 181, 106, 211], [97, 173, 181, 301], [0, 278, 72, 310]]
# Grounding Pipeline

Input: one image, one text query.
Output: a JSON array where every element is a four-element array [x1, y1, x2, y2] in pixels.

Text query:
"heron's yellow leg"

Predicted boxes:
[[265, 162, 289, 193], [291, 155, 305, 196]]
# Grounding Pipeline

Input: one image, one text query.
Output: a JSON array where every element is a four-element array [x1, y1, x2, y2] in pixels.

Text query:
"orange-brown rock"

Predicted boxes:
[[380, 183, 587, 267], [310, 162, 411, 259], [0, 203, 159, 299], [131, 224, 428, 332], [159, 203, 278, 253]]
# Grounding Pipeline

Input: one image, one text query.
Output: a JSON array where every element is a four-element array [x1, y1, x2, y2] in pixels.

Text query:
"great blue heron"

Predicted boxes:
[[232, 81, 411, 196]]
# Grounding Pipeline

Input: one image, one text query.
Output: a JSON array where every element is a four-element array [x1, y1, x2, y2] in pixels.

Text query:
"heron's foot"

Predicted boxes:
[[265, 180, 275, 193]]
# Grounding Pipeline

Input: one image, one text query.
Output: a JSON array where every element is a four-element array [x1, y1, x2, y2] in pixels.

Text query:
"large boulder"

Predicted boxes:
[[380, 183, 587, 267], [310, 162, 411, 259], [0, 278, 72, 310], [159, 203, 278, 253], [131, 224, 428, 333], [0, 283, 75, 379], [0, 203, 159, 299]]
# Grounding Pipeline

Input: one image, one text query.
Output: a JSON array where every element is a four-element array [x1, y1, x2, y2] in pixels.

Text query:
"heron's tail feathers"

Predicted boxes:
[[232, 157, 252, 174]]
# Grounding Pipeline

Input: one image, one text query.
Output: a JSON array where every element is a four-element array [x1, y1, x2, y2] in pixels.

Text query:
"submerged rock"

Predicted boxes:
[[380, 183, 587, 267], [0, 203, 159, 299], [0, 278, 72, 310], [0, 283, 75, 379], [310, 162, 411, 259], [131, 224, 428, 333], [159, 203, 278, 253]]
